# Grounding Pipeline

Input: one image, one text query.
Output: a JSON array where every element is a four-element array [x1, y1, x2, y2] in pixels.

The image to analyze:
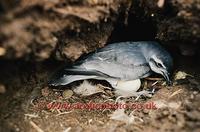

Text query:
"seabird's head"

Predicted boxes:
[[142, 42, 173, 85]]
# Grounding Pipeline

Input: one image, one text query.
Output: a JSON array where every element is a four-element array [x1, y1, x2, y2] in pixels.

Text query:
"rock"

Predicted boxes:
[[185, 110, 200, 121], [0, 47, 6, 56], [0, 84, 6, 94], [62, 89, 73, 99], [174, 71, 193, 80], [0, 0, 131, 61], [41, 87, 50, 97]]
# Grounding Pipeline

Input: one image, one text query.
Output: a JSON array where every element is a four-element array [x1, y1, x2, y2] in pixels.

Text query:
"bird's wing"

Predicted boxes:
[[76, 43, 151, 80]]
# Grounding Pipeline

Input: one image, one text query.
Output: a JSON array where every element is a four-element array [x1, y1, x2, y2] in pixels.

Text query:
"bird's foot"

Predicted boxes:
[[134, 89, 154, 100], [114, 89, 154, 100]]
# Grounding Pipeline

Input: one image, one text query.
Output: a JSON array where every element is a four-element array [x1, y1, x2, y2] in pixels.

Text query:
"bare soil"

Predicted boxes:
[[0, 0, 200, 132], [0, 55, 200, 132]]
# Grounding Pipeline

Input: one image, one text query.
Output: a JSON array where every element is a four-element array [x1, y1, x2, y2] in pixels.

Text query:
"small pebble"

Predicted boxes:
[[62, 90, 73, 99], [143, 109, 149, 114], [15, 127, 20, 132], [185, 111, 200, 121], [193, 91, 198, 95], [198, 107, 200, 111], [162, 110, 169, 116], [190, 94, 194, 99], [174, 71, 190, 80], [168, 114, 177, 123], [0, 47, 6, 56], [41, 87, 50, 97], [0, 84, 6, 94]]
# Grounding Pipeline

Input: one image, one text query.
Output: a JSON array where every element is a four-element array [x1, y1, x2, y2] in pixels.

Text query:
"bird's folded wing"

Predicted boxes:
[[77, 44, 151, 80], [79, 61, 150, 80]]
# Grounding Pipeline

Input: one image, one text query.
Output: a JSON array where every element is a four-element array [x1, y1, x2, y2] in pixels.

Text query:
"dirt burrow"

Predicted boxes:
[[0, 0, 131, 61], [0, 0, 200, 132]]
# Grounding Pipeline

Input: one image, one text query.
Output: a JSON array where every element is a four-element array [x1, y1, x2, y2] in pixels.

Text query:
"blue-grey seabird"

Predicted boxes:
[[48, 41, 173, 95]]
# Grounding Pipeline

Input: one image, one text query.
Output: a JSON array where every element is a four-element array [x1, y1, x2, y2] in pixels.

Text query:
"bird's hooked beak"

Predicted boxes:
[[161, 71, 172, 86], [148, 57, 173, 86]]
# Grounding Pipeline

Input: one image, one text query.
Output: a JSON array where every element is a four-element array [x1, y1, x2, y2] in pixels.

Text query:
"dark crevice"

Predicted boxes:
[[108, 1, 157, 43]]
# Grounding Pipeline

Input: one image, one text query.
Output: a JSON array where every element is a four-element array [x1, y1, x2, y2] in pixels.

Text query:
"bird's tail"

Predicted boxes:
[[48, 66, 110, 86]]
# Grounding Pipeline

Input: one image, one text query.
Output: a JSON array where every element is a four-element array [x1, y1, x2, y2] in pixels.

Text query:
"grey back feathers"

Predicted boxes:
[[48, 41, 173, 87]]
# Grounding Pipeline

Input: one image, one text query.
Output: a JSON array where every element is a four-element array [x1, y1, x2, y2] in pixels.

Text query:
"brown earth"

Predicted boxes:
[[0, 0, 200, 132]]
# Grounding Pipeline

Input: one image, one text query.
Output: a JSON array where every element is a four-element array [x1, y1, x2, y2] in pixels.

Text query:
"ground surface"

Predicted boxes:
[[0, 54, 200, 132], [0, 0, 200, 61], [0, 0, 200, 132]]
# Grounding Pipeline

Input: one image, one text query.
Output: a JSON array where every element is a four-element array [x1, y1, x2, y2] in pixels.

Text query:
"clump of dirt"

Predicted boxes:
[[0, 0, 131, 61]]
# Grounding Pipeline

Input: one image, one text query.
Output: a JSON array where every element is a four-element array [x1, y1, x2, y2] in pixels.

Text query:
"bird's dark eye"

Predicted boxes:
[[156, 63, 162, 68]]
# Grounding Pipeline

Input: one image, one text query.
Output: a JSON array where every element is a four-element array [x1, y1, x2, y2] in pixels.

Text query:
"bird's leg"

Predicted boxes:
[[142, 80, 159, 94], [145, 77, 163, 81], [134, 80, 157, 99], [97, 84, 112, 90]]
